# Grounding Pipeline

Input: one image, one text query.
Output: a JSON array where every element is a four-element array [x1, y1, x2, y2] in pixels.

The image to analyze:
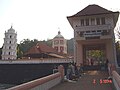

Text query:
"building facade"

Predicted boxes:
[[24, 42, 64, 58], [2, 26, 17, 60], [67, 4, 119, 67], [52, 31, 67, 54]]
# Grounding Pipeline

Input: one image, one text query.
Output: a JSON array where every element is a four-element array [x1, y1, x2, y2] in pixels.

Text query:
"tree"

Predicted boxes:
[[42, 39, 52, 47], [19, 39, 39, 54], [88, 50, 104, 58], [17, 44, 23, 59]]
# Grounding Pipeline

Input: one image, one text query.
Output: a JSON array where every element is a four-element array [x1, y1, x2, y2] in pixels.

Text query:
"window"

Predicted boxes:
[[96, 18, 100, 25], [85, 19, 89, 26], [101, 17, 105, 25], [91, 18, 95, 25], [97, 30, 101, 32], [9, 52, 10, 55], [80, 32, 84, 37], [102, 30, 108, 35], [4, 46, 6, 49], [10, 41, 11, 44], [10, 35, 12, 38], [54, 46, 58, 51], [60, 46, 64, 52], [86, 31, 90, 33], [9, 46, 11, 49], [54, 40, 59, 45], [60, 40, 64, 44], [81, 19, 84, 26]]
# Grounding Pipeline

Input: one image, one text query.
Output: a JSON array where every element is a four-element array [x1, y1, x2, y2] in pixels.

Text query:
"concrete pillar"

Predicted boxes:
[[58, 65, 64, 79], [76, 42, 83, 66]]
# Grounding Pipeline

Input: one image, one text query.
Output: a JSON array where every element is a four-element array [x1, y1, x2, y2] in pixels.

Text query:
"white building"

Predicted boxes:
[[2, 26, 17, 60], [52, 31, 67, 54], [67, 4, 119, 67]]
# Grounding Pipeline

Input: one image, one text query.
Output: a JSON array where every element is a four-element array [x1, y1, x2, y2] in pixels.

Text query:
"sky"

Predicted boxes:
[[0, 0, 120, 47]]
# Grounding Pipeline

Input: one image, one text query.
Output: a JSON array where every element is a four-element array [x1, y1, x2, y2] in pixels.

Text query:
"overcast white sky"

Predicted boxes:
[[0, 0, 120, 47]]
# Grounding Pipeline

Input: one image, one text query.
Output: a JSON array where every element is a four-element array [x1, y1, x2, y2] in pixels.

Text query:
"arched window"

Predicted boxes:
[[60, 40, 64, 44], [9, 52, 10, 55], [10, 41, 11, 44], [54, 40, 59, 45], [10, 35, 12, 38], [9, 46, 11, 49]]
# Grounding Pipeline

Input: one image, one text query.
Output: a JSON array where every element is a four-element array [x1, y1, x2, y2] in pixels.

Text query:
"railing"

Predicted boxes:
[[7, 65, 64, 90], [108, 63, 120, 90], [112, 71, 120, 90], [0, 58, 73, 64], [76, 24, 111, 31]]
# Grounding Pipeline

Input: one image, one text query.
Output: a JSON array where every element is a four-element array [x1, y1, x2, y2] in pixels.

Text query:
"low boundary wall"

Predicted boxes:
[[112, 71, 120, 90], [108, 63, 120, 90], [7, 65, 64, 90]]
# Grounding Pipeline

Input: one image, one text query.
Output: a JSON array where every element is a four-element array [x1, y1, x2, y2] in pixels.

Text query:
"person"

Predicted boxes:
[[74, 63, 78, 76], [105, 58, 109, 70], [77, 64, 82, 78], [91, 59, 94, 66], [72, 63, 80, 80], [53, 65, 58, 73], [66, 63, 72, 80]]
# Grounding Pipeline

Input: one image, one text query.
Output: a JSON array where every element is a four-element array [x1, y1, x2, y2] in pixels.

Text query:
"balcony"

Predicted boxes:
[[76, 24, 111, 32], [76, 30, 111, 40]]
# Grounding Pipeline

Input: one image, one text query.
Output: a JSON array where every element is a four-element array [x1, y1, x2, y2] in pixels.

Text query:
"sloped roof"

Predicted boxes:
[[25, 42, 57, 55], [68, 4, 118, 17]]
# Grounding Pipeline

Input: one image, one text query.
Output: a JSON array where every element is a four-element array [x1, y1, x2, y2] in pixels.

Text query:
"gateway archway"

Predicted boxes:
[[67, 5, 119, 68], [83, 44, 106, 66]]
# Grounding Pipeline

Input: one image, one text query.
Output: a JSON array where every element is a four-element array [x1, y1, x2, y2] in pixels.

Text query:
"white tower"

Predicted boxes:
[[52, 31, 67, 54], [2, 26, 17, 60]]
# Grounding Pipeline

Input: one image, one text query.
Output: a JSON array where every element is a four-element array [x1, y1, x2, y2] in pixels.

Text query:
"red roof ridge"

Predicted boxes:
[[25, 42, 57, 55], [67, 4, 118, 17]]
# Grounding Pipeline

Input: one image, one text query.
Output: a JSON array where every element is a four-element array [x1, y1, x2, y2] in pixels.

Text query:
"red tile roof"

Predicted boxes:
[[25, 43, 57, 55], [67, 4, 118, 17]]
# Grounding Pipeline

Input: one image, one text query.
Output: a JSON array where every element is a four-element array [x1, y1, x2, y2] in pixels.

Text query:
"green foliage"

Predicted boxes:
[[19, 39, 38, 54], [116, 41, 120, 55], [18, 39, 39, 56], [87, 50, 104, 58], [41, 39, 52, 47], [17, 44, 23, 58]]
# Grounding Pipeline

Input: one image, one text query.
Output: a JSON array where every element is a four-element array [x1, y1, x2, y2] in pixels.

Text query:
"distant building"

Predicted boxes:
[[52, 31, 67, 54], [24, 42, 64, 58], [2, 26, 17, 60]]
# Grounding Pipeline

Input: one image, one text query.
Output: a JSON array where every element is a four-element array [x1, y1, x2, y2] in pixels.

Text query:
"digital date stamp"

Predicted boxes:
[[93, 79, 112, 84]]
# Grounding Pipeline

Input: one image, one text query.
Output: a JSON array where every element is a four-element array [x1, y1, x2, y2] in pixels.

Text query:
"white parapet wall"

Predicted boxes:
[[112, 71, 120, 90], [31, 76, 61, 90], [0, 58, 73, 64], [7, 72, 61, 90]]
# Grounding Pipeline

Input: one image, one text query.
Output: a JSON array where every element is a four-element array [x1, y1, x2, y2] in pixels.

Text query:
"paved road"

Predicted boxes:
[[50, 71, 116, 90]]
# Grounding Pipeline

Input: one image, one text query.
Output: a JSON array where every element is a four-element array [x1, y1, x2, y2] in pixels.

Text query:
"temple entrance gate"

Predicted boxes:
[[83, 44, 106, 66], [67, 5, 119, 68]]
